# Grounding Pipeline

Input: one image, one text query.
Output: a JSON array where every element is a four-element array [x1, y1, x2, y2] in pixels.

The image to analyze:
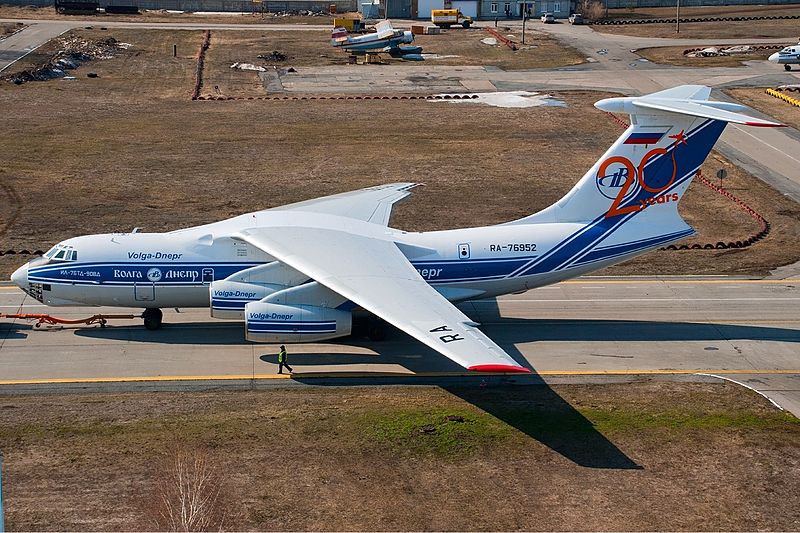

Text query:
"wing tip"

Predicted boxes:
[[745, 121, 786, 128], [468, 364, 531, 374]]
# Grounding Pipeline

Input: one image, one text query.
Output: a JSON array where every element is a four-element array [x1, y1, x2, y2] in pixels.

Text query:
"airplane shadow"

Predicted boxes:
[[0, 321, 31, 340], [68, 299, 800, 470], [74, 316, 800, 347]]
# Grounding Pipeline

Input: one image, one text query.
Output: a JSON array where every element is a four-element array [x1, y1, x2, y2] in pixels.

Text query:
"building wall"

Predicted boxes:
[[479, 0, 574, 17]]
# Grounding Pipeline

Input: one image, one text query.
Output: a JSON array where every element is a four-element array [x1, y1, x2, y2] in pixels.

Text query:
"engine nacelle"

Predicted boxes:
[[210, 280, 281, 319], [245, 302, 352, 343]]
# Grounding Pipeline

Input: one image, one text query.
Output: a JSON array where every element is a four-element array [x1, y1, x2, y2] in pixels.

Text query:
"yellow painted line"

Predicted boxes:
[[1, 369, 799, 386]]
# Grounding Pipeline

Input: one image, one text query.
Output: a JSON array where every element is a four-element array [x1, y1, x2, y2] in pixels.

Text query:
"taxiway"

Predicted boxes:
[[1, 276, 798, 412]]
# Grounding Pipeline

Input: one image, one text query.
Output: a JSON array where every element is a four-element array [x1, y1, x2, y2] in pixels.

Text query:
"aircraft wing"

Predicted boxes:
[[236, 225, 530, 373], [270, 183, 419, 226], [374, 20, 396, 39]]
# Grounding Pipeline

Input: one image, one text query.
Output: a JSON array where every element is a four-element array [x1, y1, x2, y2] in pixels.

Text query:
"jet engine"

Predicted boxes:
[[244, 302, 352, 343], [210, 280, 281, 319]]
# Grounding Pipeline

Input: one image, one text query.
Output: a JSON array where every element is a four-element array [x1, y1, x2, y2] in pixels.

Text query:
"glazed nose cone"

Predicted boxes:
[[11, 263, 28, 288]]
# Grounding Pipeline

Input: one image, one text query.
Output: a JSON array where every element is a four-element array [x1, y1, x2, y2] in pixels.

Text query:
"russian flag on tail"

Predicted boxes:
[[624, 131, 668, 145]]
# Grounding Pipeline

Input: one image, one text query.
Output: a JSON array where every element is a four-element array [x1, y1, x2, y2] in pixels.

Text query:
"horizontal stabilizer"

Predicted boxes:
[[595, 85, 784, 127]]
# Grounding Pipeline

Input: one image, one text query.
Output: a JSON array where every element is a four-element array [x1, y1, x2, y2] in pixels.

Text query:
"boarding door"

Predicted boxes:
[[202, 268, 215, 285]]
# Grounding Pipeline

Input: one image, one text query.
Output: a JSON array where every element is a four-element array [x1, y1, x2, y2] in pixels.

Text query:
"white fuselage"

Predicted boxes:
[[13, 203, 690, 311]]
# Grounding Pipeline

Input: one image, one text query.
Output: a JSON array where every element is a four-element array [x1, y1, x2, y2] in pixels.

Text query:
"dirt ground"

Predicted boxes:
[[727, 87, 800, 132], [636, 45, 778, 68], [0, 382, 798, 531], [0, 4, 333, 24], [594, 5, 800, 39], [0, 20, 24, 38], [0, 28, 798, 279], [203, 26, 584, 96]]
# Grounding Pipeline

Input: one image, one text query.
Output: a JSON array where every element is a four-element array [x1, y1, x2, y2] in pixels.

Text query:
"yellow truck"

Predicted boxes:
[[431, 8, 473, 28]]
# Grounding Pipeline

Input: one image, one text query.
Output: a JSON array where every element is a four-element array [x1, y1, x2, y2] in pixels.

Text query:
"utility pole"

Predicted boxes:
[[522, 9, 526, 44], [675, 0, 680, 33]]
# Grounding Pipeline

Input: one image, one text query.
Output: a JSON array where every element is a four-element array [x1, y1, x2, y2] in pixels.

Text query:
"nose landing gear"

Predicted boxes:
[[142, 308, 163, 330], [786, 64, 792, 71]]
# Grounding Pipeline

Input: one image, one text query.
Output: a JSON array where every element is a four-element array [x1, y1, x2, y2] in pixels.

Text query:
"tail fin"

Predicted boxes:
[[505, 86, 783, 276], [514, 85, 783, 225], [331, 26, 348, 45]]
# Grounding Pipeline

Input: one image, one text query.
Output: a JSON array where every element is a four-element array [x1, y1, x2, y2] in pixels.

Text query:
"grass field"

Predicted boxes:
[[0, 28, 798, 280], [203, 26, 584, 99], [727, 87, 800, 132], [595, 5, 800, 39], [636, 45, 777, 68], [1, 382, 798, 530]]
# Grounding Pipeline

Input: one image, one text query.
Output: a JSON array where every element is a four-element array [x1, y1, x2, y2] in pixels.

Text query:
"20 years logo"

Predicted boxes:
[[597, 130, 687, 218]]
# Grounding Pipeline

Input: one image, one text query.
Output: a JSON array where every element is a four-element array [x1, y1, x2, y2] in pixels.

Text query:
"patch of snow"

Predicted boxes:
[[231, 62, 267, 72], [429, 91, 567, 109], [586, 57, 597, 62], [117, 42, 133, 49], [480, 37, 498, 46], [420, 53, 460, 59]]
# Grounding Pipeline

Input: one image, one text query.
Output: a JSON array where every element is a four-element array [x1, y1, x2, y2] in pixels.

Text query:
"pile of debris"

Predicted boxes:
[[257, 50, 287, 62], [4, 35, 129, 85], [686, 45, 754, 58]]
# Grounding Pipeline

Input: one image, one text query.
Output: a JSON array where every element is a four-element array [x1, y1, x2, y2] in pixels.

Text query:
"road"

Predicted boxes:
[[1, 276, 799, 413]]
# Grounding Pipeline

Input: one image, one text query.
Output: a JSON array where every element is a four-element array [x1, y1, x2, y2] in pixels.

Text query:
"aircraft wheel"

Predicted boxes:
[[142, 308, 163, 330], [785, 64, 792, 71]]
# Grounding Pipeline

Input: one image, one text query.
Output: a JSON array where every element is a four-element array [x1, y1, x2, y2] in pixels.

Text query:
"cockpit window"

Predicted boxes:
[[43, 244, 77, 263]]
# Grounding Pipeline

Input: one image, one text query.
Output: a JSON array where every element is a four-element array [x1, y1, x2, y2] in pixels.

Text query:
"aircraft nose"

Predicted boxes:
[[11, 263, 28, 288], [768, 52, 779, 62]]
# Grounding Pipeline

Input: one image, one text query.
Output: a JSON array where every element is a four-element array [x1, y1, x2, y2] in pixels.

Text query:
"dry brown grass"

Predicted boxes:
[[0, 4, 333, 24], [0, 28, 798, 279], [595, 5, 800, 39], [727, 87, 800, 131], [636, 45, 776, 68], [0, 21, 25, 38], [1, 382, 799, 531]]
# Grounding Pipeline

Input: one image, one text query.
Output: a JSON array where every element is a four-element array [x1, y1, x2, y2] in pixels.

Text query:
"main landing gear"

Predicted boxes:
[[142, 308, 163, 330], [786, 64, 792, 71]]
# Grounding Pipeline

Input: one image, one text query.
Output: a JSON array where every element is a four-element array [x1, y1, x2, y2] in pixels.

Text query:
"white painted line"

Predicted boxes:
[[730, 123, 800, 166], [696, 373, 785, 412], [0, 26, 71, 73]]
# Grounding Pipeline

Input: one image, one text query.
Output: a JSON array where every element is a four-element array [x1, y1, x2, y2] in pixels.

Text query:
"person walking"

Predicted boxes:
[[277, 345, 293, 374]]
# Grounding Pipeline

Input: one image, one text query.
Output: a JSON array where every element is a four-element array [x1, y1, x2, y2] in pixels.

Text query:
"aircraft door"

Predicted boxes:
[[202, 268, 214, 284]]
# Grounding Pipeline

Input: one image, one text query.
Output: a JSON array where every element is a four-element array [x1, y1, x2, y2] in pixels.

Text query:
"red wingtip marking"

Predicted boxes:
[[745, 121, 786, 128], [468, 364, 531, 374]]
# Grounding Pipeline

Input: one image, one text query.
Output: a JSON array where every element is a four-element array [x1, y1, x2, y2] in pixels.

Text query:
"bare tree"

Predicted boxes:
[[577, 0, 605, 20], [148, 443, 226, 532]]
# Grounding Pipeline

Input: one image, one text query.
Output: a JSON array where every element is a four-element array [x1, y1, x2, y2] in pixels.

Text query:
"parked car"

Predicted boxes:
[[568, 13, 584, 24], [541, 12, 555, 23]]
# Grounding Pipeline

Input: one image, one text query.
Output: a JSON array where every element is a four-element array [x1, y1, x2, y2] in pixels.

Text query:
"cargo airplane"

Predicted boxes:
[[769, 43, 800, 70], [10, 86, 783, 373]]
